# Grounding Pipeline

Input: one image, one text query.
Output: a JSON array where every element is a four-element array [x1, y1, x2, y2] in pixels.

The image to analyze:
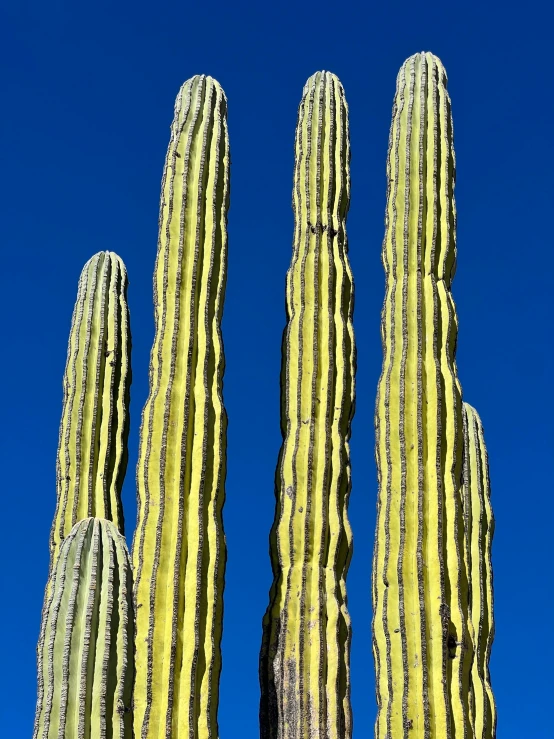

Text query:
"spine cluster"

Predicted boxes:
[[51, 251, 131, 566], [132, 75, 230, 739], [260, 71, 356, 739], [372, 52, 472, 738], [34, 517, 134, 739]]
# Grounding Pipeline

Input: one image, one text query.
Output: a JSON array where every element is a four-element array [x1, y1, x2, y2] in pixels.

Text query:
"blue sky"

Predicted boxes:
[[1, 1, 552, 737]]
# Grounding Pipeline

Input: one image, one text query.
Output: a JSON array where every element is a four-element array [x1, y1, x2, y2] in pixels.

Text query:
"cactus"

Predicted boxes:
[[260, 71, 355, 739], [132, 75, 229, 739], [372, 52, 472, 737], [34, 517, 133, 739], [462, 404, 496, 738], [51, 251, 131, 567]]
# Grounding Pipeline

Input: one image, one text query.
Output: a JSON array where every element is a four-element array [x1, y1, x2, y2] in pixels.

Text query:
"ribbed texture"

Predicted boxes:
[[51, 251, 131, 567], [260, 71, 355, 739], [372, 52, 470, 738], [34, 517, 133, 739], [132, 75, 229, 739], [462, 404, 496, 738]]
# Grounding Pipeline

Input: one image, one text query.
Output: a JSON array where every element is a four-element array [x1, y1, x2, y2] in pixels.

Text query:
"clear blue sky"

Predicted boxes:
[[1, 2, 552, 737]]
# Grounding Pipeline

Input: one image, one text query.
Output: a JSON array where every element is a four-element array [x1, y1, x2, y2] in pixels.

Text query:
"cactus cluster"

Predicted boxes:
[[32, 54, 495, 739], [260, 71, 355, 739]]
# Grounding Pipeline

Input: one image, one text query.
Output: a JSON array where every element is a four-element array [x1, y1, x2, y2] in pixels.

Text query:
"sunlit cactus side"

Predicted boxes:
[[132, 75, 229, 739], [372, 52, 471, 738], [462, 404, 496, 738], [50, 251, 131, 567], [260, 71, 355, 739], [34, 517, 133, 739]]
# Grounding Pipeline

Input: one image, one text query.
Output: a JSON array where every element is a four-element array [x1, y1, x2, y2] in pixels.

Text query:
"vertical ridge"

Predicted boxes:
[[372, 58, 404, 739]]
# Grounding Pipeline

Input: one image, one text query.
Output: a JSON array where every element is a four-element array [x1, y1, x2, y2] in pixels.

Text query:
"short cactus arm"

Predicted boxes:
[[462, 404, 496, 737], [132, 75, 229, 739], [34, 517, 133, 739], [51, 251, 131, 565], [372, 52, 470, 738], [260, 71, 355, 739]]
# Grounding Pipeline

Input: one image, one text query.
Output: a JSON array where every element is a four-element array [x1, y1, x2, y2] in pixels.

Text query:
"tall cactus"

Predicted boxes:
[[34, 517, 134, 739], [132, 75, 229, 739], [260, 71, 355, 739], [462, 404, 496, 738], [51, 251, 131, 567], [372, 52, 471, 737]]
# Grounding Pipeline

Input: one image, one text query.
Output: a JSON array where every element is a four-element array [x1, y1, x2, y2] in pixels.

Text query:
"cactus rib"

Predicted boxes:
[[260, 71, 355, 739], [34, 517, 133, 739], [372, 52, 471, 738], [51, 251, 131, 567], [132, 75, 229, 739], [462, 404, 496, 738]]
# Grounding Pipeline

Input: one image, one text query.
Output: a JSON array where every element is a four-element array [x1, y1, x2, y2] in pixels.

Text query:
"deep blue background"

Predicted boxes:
[[1, 2, 552, 736]]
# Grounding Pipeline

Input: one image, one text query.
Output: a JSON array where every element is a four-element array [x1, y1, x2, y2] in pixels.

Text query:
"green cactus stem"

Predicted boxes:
[[34, 517, 133, 739], [462, 404, 496, 738], [51, 251, 131, 567], [131, 75, 229, 739], [260, 71, 355, 739], [372, 52, 471, 738]]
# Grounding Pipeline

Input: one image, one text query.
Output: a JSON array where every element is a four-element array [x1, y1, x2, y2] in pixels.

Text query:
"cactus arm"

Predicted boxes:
[[478, 422, 496, 738], [260, 71, 355, 739], [34, 518, 133, 739], [51, 252, 131, 565], [372, 53, 470, 738], [462, 404, 496, 738], [132, 75, 229, 739]]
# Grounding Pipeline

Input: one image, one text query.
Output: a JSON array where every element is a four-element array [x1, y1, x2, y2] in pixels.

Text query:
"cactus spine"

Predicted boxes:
[[132, 75, 229, 739], [51, 251, 131, 567], [260, 71, 355, 739], [462, 404, 496, 738], [372, 53, 472, 737], [34, 517, 134, 739]]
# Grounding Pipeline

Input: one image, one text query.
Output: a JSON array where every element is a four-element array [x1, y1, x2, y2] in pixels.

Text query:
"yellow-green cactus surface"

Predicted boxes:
[[34, 517, 133, 739], [462, 404, 496, 738], [372, 52, 471, 738], [260, 71, 355, 739], [132, 75, 229, 739], [51, 251, 130, 567]]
